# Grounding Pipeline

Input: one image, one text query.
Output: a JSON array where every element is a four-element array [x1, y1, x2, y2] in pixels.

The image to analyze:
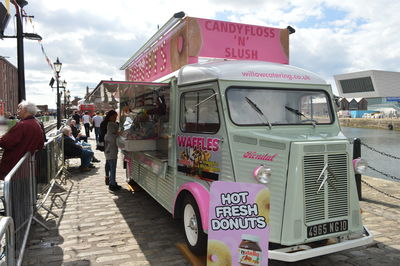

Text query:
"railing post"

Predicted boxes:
[[0, 217, 16, 266], [30, 153, 37, 211], [353, 138, 362, 200]]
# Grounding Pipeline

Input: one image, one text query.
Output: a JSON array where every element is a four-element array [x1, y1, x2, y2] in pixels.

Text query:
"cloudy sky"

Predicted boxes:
[[1, 0, 399, 108]]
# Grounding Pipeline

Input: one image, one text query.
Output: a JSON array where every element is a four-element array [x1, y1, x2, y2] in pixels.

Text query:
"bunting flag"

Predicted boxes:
[[5, 0, 10, 13]]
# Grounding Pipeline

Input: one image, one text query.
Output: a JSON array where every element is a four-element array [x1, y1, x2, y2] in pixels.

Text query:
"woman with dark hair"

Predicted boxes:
[[99, 110, 118, 186], [104, 114, 120, 191]]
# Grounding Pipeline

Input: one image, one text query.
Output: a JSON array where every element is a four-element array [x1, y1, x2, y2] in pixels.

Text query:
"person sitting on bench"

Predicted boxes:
[[68, 120, 100, 163], [62, 126, 95, 172], [70, 120, 88, 142]]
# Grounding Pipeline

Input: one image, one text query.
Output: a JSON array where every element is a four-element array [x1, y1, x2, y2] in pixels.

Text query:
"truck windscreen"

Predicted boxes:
[[226, 87, 333, 126]]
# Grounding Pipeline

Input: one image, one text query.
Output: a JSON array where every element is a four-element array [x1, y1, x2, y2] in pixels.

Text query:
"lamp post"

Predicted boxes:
[[53, 58, 62, 129], [62, 84, 69, 118], [66, 90, 71, 118], [15, 0, 27, 102]]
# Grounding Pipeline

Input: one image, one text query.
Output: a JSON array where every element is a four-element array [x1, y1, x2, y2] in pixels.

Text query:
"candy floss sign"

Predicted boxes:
[[125, 17, 289, 82], [196, 17, 289, 64], [208, 181, 270, 266]]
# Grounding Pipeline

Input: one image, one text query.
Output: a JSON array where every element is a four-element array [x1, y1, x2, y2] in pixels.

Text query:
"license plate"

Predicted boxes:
[[307, 220, 348, 238]]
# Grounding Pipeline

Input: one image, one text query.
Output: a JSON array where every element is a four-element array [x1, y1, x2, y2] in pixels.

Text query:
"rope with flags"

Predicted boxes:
[[21, 8, 55, 74]]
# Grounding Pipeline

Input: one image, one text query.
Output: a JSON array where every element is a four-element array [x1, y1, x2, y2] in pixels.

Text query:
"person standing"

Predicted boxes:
[[0, 101, 45, 179], [72, 110, 81, 130], [100, 110, 117, 187], [92, 111, 103, 143], [82, 111, 92, 138], [104, 111, 121, 191]]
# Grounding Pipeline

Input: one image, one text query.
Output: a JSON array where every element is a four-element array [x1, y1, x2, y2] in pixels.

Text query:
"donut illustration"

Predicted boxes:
[[279, 28, 289, 60], [170, 17, 202, 71], [207, 239, 232, 266], [187, 17, 202, 57], [255, 188, 270, 224]]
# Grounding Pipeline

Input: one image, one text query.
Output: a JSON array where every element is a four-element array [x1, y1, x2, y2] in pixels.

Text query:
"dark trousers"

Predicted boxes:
[[105, 160, 110, 177], [94, 127, 100, 143], [81, 149, 94, 168], [84, 123, 90, 137], [107, 159, 117, 186]]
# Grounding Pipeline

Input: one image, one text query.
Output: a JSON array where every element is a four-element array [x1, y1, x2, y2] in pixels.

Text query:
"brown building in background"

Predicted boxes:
[[338, 97, 368, 111], [0, 56, 19, 116], [71, 96, 82, 107], [37, 105, 49, 113]]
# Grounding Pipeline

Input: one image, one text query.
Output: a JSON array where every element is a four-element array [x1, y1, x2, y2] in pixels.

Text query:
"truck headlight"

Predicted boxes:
[[353, 158, 368, 174], [253, 165, 271, 184]]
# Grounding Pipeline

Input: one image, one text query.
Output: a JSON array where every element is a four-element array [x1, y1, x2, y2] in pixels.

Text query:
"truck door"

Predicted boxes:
[[175, 82, 233, 185]]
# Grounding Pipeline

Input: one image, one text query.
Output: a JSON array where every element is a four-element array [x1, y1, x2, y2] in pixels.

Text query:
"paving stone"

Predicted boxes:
[[119, 261, 150, 266], [95, 254, 131, 263], [76, 249, 113, 257], [96, 240, 126, 248], [116, 244, 141, 252]]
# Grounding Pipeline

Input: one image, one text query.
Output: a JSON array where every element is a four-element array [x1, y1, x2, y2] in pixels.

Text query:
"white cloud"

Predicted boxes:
[[1, 0, 399, 107]]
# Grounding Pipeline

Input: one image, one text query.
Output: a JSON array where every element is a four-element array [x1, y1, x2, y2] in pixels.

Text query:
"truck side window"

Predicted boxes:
[[180, 90, 220, 133]]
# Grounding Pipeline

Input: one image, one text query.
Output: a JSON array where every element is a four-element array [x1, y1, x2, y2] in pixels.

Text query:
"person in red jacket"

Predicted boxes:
[[0, 101, 45, 179]]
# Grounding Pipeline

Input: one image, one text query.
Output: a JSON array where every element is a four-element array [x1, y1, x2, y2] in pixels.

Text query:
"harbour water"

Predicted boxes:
[[342, 126, 400, 181]]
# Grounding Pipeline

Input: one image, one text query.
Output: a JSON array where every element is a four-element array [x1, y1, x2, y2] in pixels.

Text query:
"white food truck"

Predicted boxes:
[[106, 13, 373, 262]]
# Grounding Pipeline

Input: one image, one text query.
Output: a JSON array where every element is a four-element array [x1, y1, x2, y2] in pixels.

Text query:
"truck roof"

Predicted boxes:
[[177, 60, 327, 86]]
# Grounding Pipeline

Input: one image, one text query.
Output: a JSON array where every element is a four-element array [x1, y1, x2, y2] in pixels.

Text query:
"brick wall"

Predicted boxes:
[[0, 57, 19, 115]]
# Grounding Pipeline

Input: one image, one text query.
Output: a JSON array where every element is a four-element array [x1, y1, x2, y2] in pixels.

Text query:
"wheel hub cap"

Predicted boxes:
[[188, 216, 197, 231]]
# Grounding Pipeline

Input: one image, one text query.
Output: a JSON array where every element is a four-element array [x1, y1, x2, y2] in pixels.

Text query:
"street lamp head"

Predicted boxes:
[[173, 11, 185, 18], [54, 57, 62, 74], [23, 33, 42, 40], [49, 77, 55, 87], [61, 80, 67, 88], [16, 0, 28, 8]]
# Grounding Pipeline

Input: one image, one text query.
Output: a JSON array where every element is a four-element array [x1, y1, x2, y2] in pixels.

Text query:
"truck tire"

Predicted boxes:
[[182, 195, 207, 256]]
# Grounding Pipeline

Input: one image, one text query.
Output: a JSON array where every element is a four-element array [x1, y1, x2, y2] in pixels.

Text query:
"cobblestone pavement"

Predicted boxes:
[[23, 139, 400, 265]]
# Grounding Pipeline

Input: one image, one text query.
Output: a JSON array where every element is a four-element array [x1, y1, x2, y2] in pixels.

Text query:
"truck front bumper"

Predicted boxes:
[[269, 226, 373, 262]]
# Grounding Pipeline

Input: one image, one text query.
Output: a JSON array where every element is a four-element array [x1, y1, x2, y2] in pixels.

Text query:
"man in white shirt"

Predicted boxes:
[[92, 111, 103, 143], [82, 111, 92, 138]]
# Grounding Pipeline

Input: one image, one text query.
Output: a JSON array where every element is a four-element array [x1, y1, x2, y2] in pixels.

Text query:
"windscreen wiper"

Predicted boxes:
[[245, 97, 272, 129], [285, 105, 317, 128]]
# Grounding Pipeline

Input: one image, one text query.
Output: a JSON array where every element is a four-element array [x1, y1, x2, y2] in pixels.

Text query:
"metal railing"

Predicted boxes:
[[4, 153, 33, 266], [33, 135, 65, 229], [0, 133, 66, 266]]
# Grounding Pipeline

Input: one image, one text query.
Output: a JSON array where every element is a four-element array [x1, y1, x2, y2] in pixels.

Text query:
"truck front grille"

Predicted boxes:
[[327, 154, 349, 218], [304, 153, 349, 224]]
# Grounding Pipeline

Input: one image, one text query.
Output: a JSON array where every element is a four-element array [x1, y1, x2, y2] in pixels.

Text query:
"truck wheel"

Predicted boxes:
[[182, 195, 207, 256]]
